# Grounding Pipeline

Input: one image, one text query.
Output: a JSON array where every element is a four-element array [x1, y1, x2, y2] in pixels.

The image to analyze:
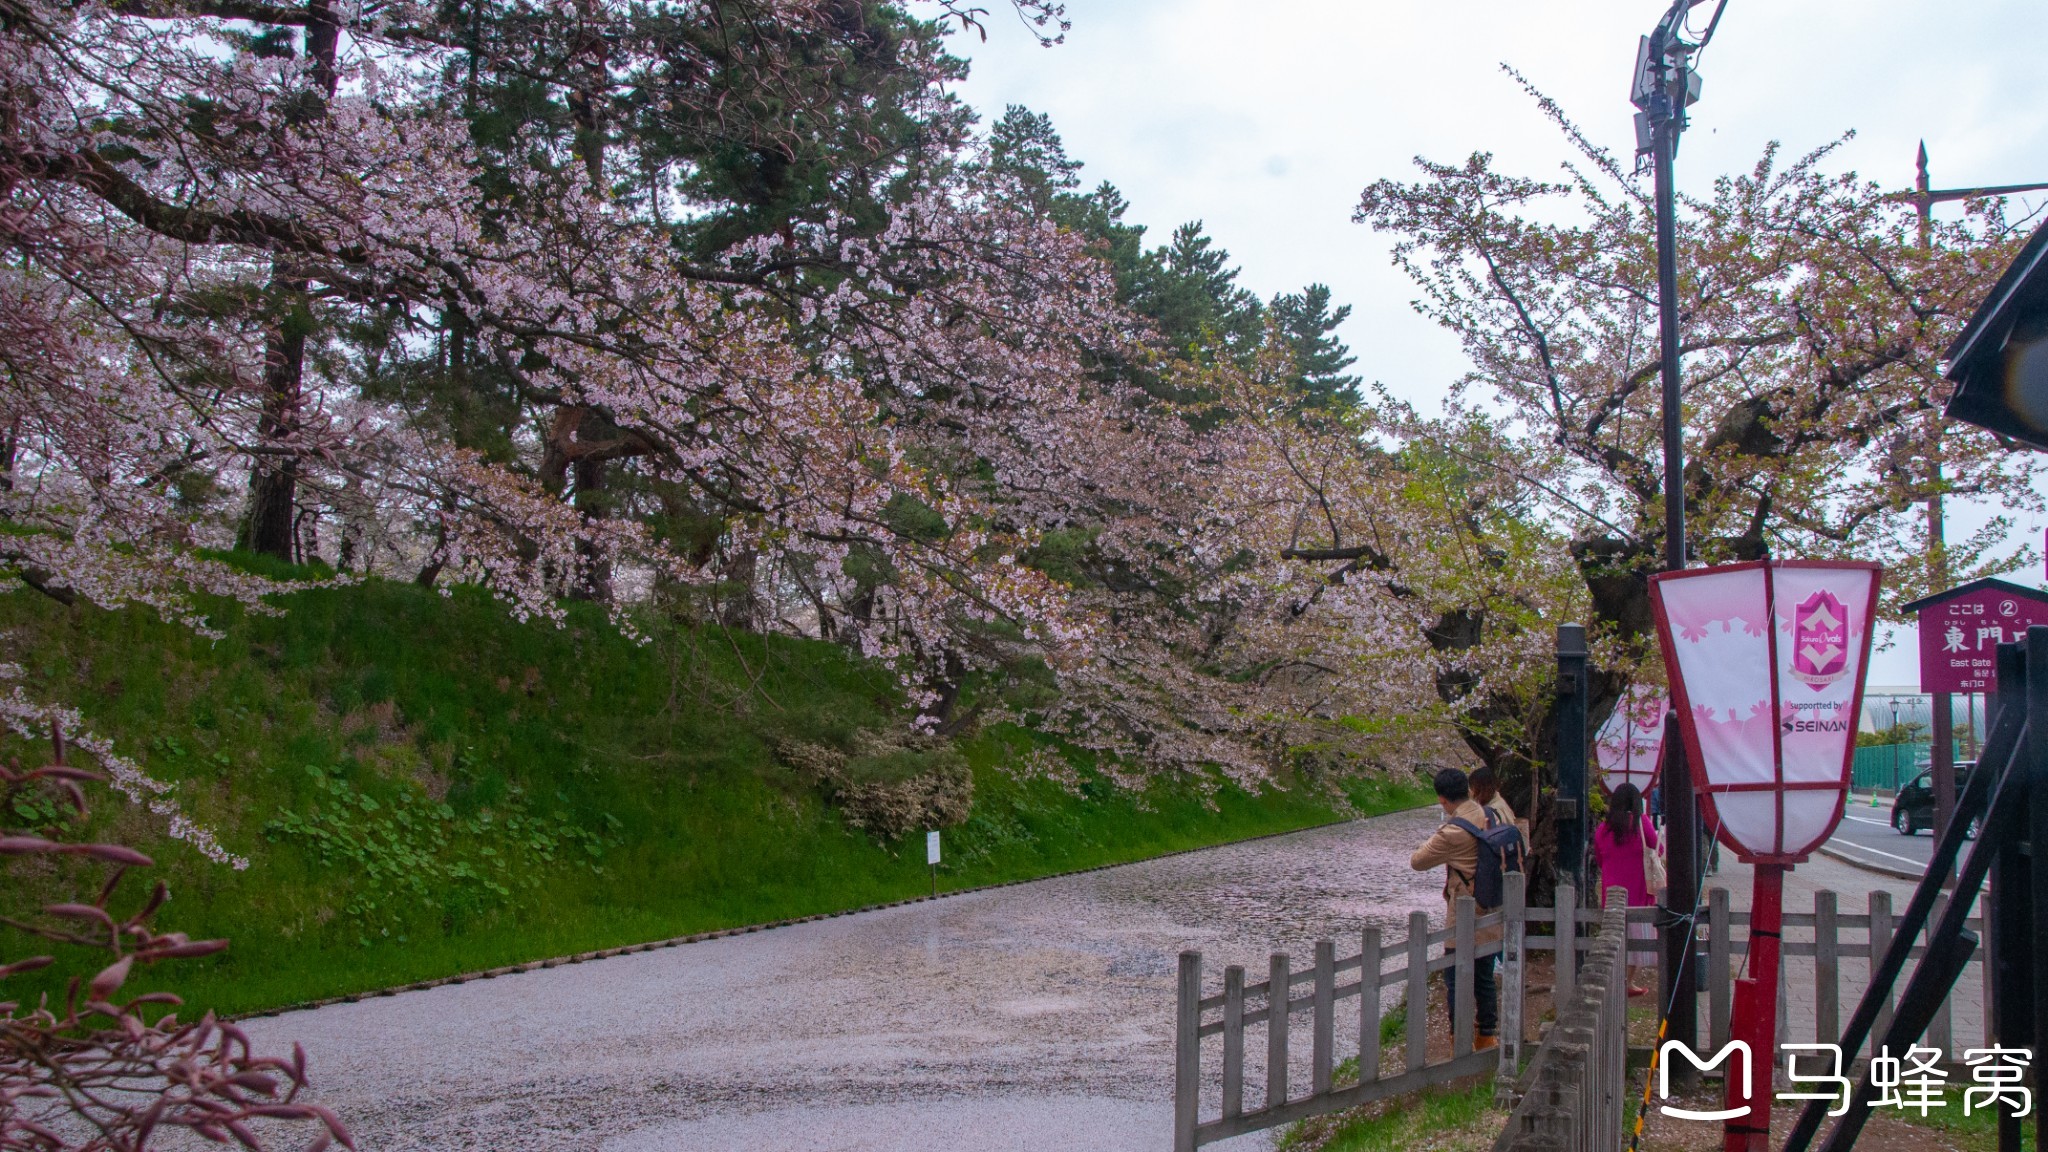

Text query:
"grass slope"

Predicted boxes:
[[1, 575, 1428, 1016]]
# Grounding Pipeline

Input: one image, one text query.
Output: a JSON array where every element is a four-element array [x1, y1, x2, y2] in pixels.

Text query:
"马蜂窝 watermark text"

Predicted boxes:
[[1657, 1042, 2032, 1120]]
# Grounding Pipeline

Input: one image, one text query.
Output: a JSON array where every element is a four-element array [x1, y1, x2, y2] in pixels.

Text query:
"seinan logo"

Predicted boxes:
[[1790, 590, 1850, 690], [1781, 716, 1851, 734]]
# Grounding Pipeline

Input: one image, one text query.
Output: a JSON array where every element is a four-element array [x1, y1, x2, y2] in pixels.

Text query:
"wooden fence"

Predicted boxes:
[[1173, 876, 1988, 1151], [1494, 897, 1630, 1152]]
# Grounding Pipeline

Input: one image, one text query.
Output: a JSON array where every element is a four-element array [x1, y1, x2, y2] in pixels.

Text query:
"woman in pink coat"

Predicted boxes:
[[1590, 782, 1660, 996]]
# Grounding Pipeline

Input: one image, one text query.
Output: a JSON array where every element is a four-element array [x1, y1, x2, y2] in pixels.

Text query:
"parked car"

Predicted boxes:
[[1892, 761, 1979, 837]]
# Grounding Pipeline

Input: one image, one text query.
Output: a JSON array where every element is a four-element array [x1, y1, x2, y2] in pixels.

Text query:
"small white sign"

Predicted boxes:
[[926, 830, 941, 866]]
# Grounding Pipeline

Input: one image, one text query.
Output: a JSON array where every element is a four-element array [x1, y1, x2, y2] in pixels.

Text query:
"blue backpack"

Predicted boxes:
[[1449, 808, 1525, 909]]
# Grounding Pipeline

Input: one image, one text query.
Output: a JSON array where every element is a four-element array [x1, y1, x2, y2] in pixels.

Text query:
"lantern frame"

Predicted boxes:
[[1648, 558, 1882, 865], [1595, 686, 1667, 795]]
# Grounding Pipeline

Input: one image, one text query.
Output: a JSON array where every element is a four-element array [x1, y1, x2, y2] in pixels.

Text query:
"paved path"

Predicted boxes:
[[247, 809, 1449, 1152]]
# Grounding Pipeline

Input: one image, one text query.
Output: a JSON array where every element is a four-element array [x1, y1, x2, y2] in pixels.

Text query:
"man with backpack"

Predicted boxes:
[[1409, 767, 1523, 1051]]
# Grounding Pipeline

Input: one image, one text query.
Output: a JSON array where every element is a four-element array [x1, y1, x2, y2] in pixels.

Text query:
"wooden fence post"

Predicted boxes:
[[1778, 952, 1791, 1048], [1176, 950, 1201, 1152], [1358, 926, 1382, 1085], [1815, 889, 1839, 1045], [1313, 939, 1336, 1094], [1709, 886, 1731, 1052], [1453, 895, 1476, 1057], [1498, 871, 1527, 1104], [1223, 965, 1245, 1120], [1556, 881, 1577, 1007], [1406, 910, 1429, 1073], [1268, 952, 1291, 1109], [1269, 951, 1286, 1106], [1869, 890, 1894, 1051]]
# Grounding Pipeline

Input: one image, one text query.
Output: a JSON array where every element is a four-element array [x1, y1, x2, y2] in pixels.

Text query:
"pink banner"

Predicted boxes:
[[1648, 560, 1882, 863], [1594, 685, 1666, 794]]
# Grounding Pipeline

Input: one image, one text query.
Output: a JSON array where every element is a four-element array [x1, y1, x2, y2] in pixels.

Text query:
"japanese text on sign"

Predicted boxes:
[[1917, 585, 2048, 694]]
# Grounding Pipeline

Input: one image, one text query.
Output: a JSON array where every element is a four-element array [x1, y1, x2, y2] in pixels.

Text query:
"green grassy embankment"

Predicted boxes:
[[1, 573, 1429, 1017]]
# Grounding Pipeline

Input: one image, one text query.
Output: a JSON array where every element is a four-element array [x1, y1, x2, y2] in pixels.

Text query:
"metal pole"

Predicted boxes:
[[1918, 143, 1962, 844], [1933, 694, 1956, 844], [1653, 21, 1701, 1058], [1557, 624, 1590, 896]]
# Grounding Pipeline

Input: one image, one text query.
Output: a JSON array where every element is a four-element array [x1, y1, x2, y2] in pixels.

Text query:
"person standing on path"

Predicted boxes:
[[1468, 766, 1528, 849], [1590, 782, 1659, 997], [1409, 767, 1499, 1050]]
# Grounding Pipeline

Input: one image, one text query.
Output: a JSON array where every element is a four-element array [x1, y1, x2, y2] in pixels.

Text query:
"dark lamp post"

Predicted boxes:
[[1630, 0, 1724, 1069]]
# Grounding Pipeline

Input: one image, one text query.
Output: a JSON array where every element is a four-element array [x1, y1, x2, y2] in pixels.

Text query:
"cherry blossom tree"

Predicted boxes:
[[0, 0, 1106, 666], [1326, 86, 2046, 823]]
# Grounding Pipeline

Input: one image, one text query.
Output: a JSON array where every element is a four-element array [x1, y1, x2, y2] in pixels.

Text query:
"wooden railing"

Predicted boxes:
[[1173, 875, 1988, 1151], [1495, 895, 1630, 1152]]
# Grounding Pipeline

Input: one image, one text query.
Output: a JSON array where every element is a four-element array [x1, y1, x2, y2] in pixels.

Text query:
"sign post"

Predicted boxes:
[[1903, 578, 2048, 838], [927, 829, 941, 897], [1650, 560, 1881, 1152]]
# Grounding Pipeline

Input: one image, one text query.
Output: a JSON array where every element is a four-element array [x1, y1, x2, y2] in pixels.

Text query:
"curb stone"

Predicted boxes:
[[233, 807, 1418, 1021]]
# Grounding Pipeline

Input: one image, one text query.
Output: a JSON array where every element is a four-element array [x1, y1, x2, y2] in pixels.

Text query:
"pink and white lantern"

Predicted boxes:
[[1594, 685, 1667, 795], [1649, 560, 1881, 863], [1649, 559, 1881, 1152]]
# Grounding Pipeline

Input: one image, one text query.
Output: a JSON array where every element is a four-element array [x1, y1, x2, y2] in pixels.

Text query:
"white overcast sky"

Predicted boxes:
[[946, 0, 2048, 686]]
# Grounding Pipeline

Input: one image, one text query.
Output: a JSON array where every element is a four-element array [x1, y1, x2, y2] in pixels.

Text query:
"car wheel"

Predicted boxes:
[[1894, 807, 1916, 835]]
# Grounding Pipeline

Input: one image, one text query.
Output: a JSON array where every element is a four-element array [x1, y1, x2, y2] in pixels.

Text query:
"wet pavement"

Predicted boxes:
[[247, 808, 1448, 1152]]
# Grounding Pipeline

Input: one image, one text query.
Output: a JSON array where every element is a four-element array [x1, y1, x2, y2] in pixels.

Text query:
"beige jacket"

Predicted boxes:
[[1411, 798, 1503, 946], [1483, 794, 1515, 829], [1483, 794, 1534, 855]]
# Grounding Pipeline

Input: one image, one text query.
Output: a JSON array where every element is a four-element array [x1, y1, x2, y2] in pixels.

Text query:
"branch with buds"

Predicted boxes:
[[1, 707, 350, 1152]]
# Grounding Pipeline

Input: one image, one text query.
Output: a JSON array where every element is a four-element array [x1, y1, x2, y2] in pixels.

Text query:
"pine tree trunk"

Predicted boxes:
[[239, 273, 308, 561], [238, 11, 336, 563]]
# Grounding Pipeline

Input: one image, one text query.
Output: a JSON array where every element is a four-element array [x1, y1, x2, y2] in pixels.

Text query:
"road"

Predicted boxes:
[[243, 809, 1450, 1152], [1821, 797, 1933, 877]]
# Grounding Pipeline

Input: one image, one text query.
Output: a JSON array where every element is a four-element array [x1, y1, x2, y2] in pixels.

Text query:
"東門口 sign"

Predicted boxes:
[[1903, 578, 2048, 694]]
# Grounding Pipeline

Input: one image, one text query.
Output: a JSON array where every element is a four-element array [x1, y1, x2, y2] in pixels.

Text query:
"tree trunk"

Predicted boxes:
[[718, 545, 758, 629], [238, 12, 337, 563], [570, 455, 612, 602], [1426, 600, 1627, 910], [238, 274, 308, 561]]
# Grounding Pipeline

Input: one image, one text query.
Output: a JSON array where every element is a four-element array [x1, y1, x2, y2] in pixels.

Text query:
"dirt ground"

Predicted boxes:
[[1638, 1078, 1979, 1152]]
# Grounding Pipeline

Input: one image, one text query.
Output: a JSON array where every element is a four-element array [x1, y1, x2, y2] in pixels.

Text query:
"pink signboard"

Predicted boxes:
[[1908, 578, 2048, 694], [1648, 560, 1882, 864]]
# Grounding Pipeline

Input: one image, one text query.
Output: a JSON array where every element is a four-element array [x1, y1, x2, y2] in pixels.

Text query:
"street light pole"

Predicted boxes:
[[1890, 143, 2048, 838], [1638, 0, 1706, 1062]]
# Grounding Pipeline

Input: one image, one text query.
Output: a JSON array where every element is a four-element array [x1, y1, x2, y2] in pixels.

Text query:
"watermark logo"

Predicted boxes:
[[1655, 1043, 2033, 1120], [1659, 1041, 1753, 1120]]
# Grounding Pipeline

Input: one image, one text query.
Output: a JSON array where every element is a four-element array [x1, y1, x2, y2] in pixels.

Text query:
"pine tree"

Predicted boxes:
[[989, 104, 1082, 215], [1270, 283, 1361, 408], [1133, 221, 1264, 361]]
